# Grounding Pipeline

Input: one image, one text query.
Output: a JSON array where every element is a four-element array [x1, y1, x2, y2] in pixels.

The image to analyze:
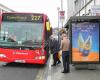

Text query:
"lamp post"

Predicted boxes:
[[57, 7, 60, 43], [61, 0, 63, 28], [57, 7, 60, 30], [61, 0, 63, 11]]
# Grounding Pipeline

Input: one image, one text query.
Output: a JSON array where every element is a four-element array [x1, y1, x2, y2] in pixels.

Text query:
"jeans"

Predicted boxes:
[[62, 51, 70, 72]]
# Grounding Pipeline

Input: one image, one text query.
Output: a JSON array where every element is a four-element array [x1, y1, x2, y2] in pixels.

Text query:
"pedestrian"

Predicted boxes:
[[60, 33, 70, 73], [49, 35, 61, 66]]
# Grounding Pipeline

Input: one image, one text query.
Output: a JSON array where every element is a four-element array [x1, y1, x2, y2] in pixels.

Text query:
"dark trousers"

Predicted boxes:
[[62, 51, 70, 72], [53, 53, 58, 65]]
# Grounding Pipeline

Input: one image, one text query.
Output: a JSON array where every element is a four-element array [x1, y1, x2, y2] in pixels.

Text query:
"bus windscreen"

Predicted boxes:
[[0, 19, 43, 47]]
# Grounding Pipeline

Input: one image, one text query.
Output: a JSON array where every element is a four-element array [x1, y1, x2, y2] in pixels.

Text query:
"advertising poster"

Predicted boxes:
[[72, 22, 99, 63]]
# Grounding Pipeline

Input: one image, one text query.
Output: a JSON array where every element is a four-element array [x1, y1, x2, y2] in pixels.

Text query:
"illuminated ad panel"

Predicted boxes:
[[72, 22, 99, 63]]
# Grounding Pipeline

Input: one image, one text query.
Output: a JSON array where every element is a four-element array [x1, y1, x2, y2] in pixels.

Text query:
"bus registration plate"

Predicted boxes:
[[15, 60, 25, 63]]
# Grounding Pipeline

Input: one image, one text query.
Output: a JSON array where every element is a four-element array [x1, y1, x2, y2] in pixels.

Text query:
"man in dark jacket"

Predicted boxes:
[[49, 35, 61, 66]]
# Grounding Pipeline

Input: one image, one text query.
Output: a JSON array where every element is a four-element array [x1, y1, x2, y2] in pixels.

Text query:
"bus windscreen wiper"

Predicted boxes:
[[22, 40, 42, 45]]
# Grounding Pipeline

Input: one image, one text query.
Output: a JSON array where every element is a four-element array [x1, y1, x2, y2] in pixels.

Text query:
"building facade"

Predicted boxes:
[[67, 0, 100, 19], [0, 3, 14, 14]]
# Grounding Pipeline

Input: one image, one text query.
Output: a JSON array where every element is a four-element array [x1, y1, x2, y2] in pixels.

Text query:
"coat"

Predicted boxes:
[[49, 39, 60, 54]]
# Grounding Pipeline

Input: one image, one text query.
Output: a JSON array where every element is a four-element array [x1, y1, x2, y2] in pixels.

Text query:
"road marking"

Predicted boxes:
[[35, 68, 44, 80], [35, 55, 51, 80], [46, 55, 52, 80]]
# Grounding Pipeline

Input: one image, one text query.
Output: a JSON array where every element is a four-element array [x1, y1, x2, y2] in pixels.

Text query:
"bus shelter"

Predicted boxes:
[[64, 16, 100, 69]]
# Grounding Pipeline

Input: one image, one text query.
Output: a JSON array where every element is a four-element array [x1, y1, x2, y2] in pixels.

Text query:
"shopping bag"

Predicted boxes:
[[58, 50, 62, 60]]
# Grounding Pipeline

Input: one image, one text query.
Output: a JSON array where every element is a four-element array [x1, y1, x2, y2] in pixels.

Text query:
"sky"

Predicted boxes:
[[0, 0, 67, 28]]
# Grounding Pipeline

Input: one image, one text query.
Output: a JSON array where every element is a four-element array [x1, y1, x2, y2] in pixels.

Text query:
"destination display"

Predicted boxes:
[[2, 13, 43, 23]]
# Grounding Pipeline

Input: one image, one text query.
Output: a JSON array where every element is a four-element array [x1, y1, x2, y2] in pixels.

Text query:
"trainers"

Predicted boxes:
[[57, 61, 61, 64], [51, 64, 56, 67], [61, 70, 70, 73]]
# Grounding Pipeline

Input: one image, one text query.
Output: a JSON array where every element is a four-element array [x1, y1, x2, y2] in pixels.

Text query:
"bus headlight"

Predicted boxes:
[[34, 57, 38, 60], [41, 56, 45, 59], [34, 56, 45, 60], [39, 56, 42, 60], [38, 56, 45, 60], [0, 54, 6, 58]]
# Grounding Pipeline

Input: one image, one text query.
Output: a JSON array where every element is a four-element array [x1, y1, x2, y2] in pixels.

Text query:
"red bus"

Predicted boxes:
[[0, 13, 52, 65]]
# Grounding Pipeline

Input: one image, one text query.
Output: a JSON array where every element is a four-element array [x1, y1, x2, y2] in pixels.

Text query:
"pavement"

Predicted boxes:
[[46, 55, 100, 80], [0, 55, 100, 80]]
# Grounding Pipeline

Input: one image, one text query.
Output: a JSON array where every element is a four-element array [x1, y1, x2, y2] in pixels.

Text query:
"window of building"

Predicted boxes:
[[81, 0, 85, 8], [95, 0, 100, 5], [80, 8, 85, 16], [74, 0, 78, 12], [86, 0, 91, 4], [74, 0, 81, 13], [86, 0, 94, 16], [76, 13, 80, 16]]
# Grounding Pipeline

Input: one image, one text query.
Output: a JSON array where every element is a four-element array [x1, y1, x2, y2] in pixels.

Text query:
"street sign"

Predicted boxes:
[[59, 11, 65, 22]]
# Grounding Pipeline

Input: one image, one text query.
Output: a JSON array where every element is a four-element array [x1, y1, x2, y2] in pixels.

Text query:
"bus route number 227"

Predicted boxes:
[[31, 15, 41, 21]]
